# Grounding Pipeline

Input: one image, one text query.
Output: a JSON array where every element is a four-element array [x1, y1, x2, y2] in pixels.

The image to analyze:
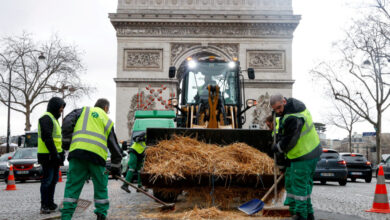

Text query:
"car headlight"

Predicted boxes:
[[34, 163, 41, 168]]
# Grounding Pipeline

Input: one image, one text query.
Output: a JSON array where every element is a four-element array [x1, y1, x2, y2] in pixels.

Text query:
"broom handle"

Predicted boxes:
[[262, 173, 284, 202], [272, 111, 277, 202], [116, 175, 171, 207]]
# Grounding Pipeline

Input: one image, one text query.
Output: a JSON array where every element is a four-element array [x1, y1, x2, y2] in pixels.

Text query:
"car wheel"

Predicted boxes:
[[4, 177, 8, 184], [320, 180, 326, 185], [351, 177, 356, 182], [20, 180, 26, 183], [339, 179, 347, 186], [365, 176, 372, 183]]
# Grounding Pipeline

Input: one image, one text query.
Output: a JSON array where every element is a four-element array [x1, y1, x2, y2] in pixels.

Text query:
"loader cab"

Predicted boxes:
[[181, 57, 240, 106], [169, 56, 256, 129]]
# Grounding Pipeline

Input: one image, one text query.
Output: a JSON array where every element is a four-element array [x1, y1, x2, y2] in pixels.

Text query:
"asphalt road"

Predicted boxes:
[[0, 177, 388, 220]]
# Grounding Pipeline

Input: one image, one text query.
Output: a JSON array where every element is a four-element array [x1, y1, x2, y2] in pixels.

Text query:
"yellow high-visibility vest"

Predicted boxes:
[[281, 109, 320, 159], [69, 107, 113, 160], [131, 141, 146, 154], [38, 112, 63, 153]]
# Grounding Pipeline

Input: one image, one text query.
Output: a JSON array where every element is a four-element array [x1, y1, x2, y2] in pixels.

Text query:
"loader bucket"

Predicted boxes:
[[146, 128, 273, 157]]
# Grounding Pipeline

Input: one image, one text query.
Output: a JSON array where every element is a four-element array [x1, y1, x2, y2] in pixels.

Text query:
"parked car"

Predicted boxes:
[[314, 149, 348, 186], [0, 152, 15, 179], [4, 148, 42, 183], [376, 156, 390, 180], [340, 153, 372, 183]]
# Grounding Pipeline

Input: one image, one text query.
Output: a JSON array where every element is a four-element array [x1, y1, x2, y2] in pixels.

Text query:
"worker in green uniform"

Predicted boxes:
[[61, 98, 123, 220], [270, 94, 322, 220], [121, 131, 146, 193]]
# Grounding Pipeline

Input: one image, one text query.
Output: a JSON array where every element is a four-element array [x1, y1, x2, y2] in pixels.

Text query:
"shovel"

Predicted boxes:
[[116, 175, 175, 211], [238, 173, 284, 215]]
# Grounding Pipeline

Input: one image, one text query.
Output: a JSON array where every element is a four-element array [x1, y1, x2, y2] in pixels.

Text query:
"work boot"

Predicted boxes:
[[291, 213, 307, 220], [121, 184, 131, 193], [96, 213, 106, 220], [48, 203, 58, 211], [307, 213, 315, 220], [40, 205, 51, 214]]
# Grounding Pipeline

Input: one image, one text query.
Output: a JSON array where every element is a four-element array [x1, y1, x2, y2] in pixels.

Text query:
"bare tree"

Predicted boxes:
[[326, 99, 361, 153], [311, 0, 390, 163], [0, 32, 92, 131]]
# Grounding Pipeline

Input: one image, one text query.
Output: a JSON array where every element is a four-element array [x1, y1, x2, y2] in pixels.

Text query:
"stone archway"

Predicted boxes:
[[110, 0, 300, 140], [171, 44, 237, 69]]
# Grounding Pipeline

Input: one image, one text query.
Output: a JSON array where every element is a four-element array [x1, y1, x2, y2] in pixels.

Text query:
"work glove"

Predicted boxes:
[[110, 166, 121, 180], [271, 143, 282, 153], [49, 153, 62, 166], [275, 152, 290, 171]]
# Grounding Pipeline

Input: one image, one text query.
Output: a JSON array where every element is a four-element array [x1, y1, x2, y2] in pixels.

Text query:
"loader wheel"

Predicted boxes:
[[153, 189, 180, 203]]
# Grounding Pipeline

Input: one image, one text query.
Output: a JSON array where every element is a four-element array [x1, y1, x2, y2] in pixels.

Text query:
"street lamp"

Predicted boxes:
[[6, 52, 45, 153]]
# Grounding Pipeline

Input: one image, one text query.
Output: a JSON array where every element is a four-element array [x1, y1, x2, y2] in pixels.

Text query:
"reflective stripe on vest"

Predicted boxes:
[[38, 112, 63, 154], [69, 107, 113, 161], [131, 142, 146, 154], [281, 109, 320, 159]]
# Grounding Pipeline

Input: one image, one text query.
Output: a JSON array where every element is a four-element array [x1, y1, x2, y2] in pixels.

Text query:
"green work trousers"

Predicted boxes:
[[61, 158, 109, 220], [124, 150, 144, 187], [284, 167, 294, 214], [284, 158, 318, 218]]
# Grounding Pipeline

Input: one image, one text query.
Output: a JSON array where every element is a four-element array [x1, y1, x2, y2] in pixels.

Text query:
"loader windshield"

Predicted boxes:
[[185, 61, 238, 105]]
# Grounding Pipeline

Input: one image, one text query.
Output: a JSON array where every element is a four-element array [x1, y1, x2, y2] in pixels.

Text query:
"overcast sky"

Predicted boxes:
[[0, 0, 386, 140]]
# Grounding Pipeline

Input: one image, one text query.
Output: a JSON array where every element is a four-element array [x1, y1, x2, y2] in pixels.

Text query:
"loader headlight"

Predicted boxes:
[[169, 98, 178, 107], [228, 61, 236, 68], [188, 60, 197, 69], [246, 99, 257, 108]]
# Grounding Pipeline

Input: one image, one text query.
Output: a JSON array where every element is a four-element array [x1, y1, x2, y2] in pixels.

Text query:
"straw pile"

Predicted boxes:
[[139, 206, 264, 219], [143, 136, 274, 180]]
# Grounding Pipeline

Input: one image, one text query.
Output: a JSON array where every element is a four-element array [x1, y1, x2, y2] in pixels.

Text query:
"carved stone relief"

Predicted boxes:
[[124, 49, 163, 71], [116, 23, 297, 38], [119, 0, 292, 11], [209, 43, 239, 59], [247, 50, 285, 71], [170, 43, 201, 65], [251, 92, 272, 130]]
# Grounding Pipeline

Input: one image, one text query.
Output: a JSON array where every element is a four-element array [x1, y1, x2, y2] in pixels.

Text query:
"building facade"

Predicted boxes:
[[109, 0, 300, 140]]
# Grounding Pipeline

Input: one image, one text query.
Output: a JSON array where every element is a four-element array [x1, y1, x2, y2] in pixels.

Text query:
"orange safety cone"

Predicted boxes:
[[5, 165, 17, 190], [58, 169, 62, 182], [366, 165, 390, 213]]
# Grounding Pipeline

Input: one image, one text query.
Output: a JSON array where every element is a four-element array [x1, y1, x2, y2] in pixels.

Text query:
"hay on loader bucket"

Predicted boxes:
[[143, 136, 275, 181]]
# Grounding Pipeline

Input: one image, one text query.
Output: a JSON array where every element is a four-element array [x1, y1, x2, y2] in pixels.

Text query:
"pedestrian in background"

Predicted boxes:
[[121, 131, 146, 193], [37, 97, 66, 214], [61, 98, 122, 220], [270, 94, 322, 220]]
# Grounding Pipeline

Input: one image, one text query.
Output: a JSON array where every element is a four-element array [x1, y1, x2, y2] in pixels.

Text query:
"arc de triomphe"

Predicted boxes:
[[109, 0, 300, 141]]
